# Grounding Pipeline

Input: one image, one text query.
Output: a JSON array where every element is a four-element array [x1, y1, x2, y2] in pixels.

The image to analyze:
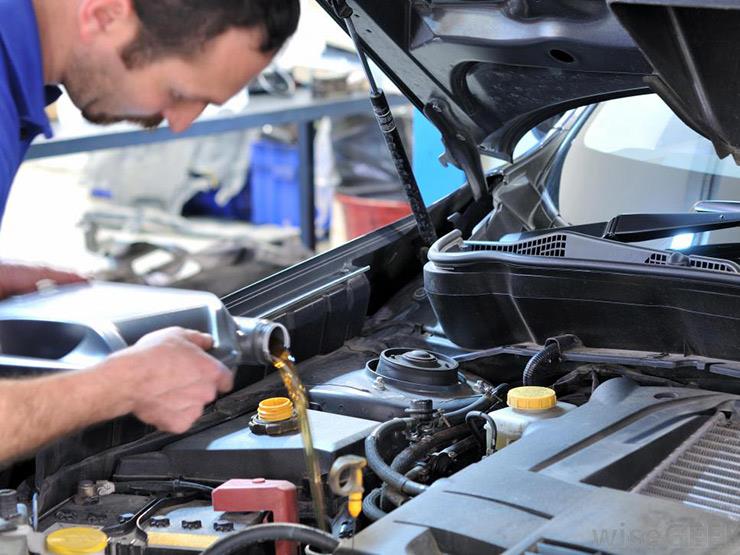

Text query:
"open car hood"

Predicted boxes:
[[316, 0, 740, 195]]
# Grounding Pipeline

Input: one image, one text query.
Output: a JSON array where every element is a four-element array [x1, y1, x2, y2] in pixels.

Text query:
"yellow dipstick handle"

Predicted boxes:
[[329, 455, 367, 518], [348, 467, 364, 518]]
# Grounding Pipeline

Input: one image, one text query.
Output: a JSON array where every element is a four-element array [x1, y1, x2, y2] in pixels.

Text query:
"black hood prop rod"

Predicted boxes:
[[331, 0, 438, 247]]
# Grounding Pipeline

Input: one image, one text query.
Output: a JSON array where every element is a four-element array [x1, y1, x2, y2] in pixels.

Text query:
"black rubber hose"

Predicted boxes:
[[404, 467, 424, 482], [367, 406, 498, 497], [443, 434, 480, 457], [379, 424, 471, 499], [382, 429, 475, 509], [201, 523, 339, 555], [443, 395, 496, 425], [380, 486, 409, 509], [362, 488, 388, 522], [522, 342, 560, 386], [390, 424, 470, 475], [365, 418, 429, 496]]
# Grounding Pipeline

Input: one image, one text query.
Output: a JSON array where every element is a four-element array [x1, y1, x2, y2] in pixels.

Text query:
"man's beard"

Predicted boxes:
[[64, 43, 167, 130], [81, 110, 165, 129]]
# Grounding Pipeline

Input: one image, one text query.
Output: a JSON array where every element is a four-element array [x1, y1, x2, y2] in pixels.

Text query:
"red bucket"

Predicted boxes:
[[336, 193, 412, 239]]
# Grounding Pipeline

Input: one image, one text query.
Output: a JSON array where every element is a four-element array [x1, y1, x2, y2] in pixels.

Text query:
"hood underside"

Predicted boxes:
[[317, 0, 740, 190]]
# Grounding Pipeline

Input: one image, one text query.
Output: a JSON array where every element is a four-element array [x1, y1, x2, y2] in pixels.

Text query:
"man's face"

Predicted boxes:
[[64, 9, 274, 132]]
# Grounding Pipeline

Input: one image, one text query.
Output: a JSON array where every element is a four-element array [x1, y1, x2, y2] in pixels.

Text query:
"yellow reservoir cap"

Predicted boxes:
[[507, 386, 557, 410], [46, 527, 108, 555], [258, 397, 294, 422]]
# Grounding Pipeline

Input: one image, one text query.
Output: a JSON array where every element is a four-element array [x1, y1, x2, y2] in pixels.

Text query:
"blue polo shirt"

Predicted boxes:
[[0, 0, 60, 221]]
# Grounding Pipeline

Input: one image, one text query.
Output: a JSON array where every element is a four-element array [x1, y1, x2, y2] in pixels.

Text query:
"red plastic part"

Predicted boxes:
[[336, 193, 412, 239], [212, 478, 299, 555]]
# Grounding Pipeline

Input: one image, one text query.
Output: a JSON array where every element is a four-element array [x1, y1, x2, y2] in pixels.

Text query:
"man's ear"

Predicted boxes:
[[77, 0, 135, 43]]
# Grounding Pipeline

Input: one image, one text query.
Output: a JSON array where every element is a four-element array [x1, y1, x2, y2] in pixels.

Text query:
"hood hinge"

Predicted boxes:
[[423, 99, 489, 201]]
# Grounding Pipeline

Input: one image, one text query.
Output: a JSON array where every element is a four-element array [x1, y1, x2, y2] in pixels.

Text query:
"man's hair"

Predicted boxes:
[[121, 0, 301, 68]]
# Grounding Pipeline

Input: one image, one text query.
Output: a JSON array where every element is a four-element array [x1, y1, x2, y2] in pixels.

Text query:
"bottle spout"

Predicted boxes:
[[233, 317, 291, 366]]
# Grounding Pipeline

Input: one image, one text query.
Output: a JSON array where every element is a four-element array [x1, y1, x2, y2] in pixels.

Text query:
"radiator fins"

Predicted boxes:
[[634, 414, 740, 519]]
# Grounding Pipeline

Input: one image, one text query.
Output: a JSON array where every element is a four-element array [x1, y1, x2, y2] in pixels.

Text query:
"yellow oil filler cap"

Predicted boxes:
[[507, 386, 557, 410], [257, 397, 294, 422], [46, 527, 108, 555]]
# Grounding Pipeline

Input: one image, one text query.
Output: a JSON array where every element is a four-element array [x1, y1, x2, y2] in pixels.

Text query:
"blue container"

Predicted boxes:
[[181, 180, 250, 221], [249, 140, 301, 227]]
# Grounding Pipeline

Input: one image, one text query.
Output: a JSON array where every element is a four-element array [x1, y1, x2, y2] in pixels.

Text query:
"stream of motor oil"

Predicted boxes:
[[273, 349, 328, 531]]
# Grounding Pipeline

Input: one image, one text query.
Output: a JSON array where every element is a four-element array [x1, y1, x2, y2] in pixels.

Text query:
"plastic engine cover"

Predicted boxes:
[[115, 409, 378, 484], [338, 379, 740, 554]]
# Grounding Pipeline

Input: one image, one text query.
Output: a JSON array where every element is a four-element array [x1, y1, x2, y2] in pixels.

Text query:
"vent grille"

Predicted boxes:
[[644, 253, 739, 274], [522, 539, 609, 554], [644, 253, 668, 265], [634, 414, 740, 520], [456, 232, 740, 275], [690, 258, 739, 273], [466, 234, 567, 258]]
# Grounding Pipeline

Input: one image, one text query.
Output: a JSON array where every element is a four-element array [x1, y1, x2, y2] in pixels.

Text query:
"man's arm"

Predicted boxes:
[[0, 327, 233, 462], [0, 262, 87, 299]]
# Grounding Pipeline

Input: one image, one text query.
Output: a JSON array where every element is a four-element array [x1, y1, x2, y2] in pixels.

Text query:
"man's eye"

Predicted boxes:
[[170, 91, 185, 102]]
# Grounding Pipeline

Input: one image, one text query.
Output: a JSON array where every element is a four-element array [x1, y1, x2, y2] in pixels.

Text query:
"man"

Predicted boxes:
[[0, 0, 300, 461]]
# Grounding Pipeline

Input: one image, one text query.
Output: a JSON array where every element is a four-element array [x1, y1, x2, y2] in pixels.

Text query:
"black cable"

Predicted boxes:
[[522, 342, 560, 386], [523, 335, 581, 386], [362, 488, 388, 522], [133, 495, 199, 543], [465, 413, 485, 449], [201, 523, 339, 555], [112, 479, 214, 495], [465, 411, 497, 453]]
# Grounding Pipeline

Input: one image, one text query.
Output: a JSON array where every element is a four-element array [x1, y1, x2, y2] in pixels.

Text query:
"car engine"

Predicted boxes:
[[1, 269, 740, 555]]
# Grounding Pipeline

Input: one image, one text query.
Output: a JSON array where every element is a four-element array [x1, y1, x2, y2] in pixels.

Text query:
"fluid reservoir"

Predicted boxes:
[[489, 386, 575, 449]]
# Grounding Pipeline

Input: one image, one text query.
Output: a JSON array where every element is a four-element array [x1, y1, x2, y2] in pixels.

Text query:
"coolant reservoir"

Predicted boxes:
[[489, 386, 575, 449]]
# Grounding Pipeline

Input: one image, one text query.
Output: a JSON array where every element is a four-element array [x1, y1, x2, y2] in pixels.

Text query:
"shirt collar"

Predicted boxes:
[[0, 0, 53, 139]]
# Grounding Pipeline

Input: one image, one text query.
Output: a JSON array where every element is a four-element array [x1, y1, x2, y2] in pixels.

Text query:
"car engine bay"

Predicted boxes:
[[7, 2, 740, 551], [1, 250, 740, 555]]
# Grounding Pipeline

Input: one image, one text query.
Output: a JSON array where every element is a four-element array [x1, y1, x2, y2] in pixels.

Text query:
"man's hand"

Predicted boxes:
[[103, 327, 234, 434], [0, 327, 234, 462], [0, 261, 87, 299]]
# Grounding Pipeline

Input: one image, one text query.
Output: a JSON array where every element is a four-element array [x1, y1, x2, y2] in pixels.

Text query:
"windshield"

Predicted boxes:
[[550, 94, 740, 250]]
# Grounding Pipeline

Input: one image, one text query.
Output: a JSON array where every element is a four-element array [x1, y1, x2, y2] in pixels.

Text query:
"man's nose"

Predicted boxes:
[[164, 101, 208, 133]]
